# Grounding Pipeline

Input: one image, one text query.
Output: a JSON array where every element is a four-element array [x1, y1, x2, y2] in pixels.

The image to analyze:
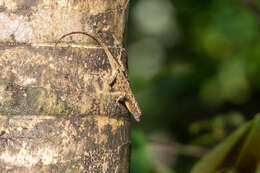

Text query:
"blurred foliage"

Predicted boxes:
[[127, 0, 260, 172], [131, 130, 152, 173], [192, 114, 260, 173]]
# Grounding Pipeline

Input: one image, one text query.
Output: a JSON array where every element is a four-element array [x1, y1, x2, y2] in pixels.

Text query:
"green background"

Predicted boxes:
[[127, 0, 260, 172]]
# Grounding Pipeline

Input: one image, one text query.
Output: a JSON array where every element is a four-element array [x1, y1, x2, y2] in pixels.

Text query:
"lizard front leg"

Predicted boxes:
[[110, 91, 128, 114], [103, 71, 126, 104], [114, 92, 126, 103]]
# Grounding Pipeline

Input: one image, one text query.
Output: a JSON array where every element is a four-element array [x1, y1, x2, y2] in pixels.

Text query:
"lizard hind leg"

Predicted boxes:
[[106, 68, 119, 86]]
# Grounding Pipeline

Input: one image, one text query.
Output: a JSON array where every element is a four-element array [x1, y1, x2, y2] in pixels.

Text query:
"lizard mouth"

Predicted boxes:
[[125, 102, 141, 122], [134, 116, 141, 122]]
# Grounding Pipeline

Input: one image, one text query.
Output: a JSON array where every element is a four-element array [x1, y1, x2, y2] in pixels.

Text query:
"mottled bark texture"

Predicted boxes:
[[0, 0, 130, 172]]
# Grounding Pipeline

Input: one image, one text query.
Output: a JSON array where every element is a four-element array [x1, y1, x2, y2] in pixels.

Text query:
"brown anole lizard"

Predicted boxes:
[[56, 31, 141, 121]]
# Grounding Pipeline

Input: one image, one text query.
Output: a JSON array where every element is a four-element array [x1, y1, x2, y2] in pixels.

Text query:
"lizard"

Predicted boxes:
[[56, 31, 142, 121]]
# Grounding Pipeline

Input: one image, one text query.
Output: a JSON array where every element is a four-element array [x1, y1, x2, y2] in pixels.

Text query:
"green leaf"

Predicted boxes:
[[191, 114, 260, 173]]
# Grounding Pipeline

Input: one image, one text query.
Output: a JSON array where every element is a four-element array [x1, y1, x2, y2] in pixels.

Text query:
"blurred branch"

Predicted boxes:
[[149, 140, 209, 157], [240, 0, 260, 17]]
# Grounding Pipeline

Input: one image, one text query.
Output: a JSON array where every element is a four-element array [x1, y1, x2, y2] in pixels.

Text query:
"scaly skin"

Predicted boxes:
[[56, 31, 141, 121]]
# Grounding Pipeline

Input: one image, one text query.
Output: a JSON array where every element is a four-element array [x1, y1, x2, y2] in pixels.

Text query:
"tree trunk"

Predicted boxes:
[[0, 0, 130, 172]]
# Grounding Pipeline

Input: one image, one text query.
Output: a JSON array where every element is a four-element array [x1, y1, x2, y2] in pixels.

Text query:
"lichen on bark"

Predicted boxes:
[[0, 0, 131, 172]]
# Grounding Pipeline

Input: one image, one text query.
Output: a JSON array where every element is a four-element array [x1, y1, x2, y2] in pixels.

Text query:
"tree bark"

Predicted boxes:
[[0, 0, 130, 172]]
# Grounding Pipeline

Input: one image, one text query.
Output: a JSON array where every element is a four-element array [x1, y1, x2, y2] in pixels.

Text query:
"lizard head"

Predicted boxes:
[[125, 101, 141, 122]]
